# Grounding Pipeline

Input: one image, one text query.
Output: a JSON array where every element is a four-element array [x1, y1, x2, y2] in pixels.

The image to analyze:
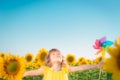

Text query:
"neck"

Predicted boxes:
[[51, 63, 61, 71]]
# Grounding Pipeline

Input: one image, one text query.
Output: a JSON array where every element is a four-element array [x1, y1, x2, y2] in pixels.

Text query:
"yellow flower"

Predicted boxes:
[[24, 53, 34, 65], [86, 59, 92, 64], [36, 48, 48, 65], [103, 37, 120, 79], [31, 62, 40, 69], [78, 57, 85, 62], [78, 57, 86, 65], [93, 56, 102, 64], [0, 53, 25, 80], [0, 52, 6, 58], [78, 57, 91, 65], [26, 61, 41, 70], [112, 73, 120, 80], [66, 54, 76, 65]]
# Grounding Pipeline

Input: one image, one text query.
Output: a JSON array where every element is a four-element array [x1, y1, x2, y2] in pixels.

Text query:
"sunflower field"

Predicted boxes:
[[0, 37, 120, 80]]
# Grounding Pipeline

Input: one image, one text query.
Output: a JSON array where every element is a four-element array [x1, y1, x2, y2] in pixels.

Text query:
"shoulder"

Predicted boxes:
[[41, 66, 50, 70], [40, 66, 50, 74], [62, 66, 70, 74]]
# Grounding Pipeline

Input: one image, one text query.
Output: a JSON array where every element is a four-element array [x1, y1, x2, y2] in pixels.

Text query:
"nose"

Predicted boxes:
[[57, 55, 60, 57], [56, 54, 60, 57]]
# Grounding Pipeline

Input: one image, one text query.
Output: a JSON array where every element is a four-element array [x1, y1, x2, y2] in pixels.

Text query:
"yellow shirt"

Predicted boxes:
[[42, 66, 69, 80]]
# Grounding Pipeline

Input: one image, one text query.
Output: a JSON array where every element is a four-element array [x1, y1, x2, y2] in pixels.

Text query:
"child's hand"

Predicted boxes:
[[97, 60, 104, 68], [22, 72, 27, 78]]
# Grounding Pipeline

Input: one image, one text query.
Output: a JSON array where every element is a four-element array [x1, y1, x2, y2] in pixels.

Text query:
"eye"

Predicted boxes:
[[57, 53, 60, 55]]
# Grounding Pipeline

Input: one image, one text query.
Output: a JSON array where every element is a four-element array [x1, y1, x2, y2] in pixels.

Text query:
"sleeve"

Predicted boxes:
[[62, 66, 70, 74], [41, 66, 49, 74]]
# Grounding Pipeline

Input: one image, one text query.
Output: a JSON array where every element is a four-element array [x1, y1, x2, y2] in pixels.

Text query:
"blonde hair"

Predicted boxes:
[[45, 48, 67, 67]]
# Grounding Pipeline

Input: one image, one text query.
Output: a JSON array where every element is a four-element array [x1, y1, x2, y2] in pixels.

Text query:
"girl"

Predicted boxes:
[[23, 48, 103, 80]]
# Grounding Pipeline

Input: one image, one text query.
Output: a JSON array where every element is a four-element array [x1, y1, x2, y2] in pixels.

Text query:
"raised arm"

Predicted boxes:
[[69, 61, 103, 72], [23, 68, 44, 77]]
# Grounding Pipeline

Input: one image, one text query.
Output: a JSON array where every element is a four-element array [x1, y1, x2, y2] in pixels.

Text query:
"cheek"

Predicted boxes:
[[50, 56, 56, 62], [49, 56, 53, 62], [59, 57, 63, 61], [50, 55, 63, 62]]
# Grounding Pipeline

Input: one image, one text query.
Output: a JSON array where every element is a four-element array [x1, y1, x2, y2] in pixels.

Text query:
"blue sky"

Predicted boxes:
[[0, 0, 120, 59]]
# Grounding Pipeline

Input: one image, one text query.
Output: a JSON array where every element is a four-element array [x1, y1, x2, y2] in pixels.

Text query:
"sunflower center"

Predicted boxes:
[[5, 60, 19, 74], [98, 57, 102, 62], [117, 54, 120, 69], [79, 59, 82, 62], [26, 56, 32, 62], [0, 54, 4, 58], [68, 57, 73, 62], [82, 61, 87, 64], [40, 52, 47, 61], [79, 58, 84, 62]]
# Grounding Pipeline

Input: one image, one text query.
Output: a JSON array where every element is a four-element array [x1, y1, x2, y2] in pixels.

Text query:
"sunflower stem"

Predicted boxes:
[[32, 76, 35, 80], [98, 68, 102, 80]]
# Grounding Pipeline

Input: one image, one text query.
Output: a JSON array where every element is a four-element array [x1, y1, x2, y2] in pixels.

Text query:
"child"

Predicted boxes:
[[23, 48, 103, 80]]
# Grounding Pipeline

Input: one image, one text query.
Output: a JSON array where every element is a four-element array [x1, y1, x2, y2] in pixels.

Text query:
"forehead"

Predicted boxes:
[[50, 50, 61, 54]]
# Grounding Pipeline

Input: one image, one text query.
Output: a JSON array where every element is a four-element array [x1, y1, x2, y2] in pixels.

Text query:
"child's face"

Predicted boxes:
[[50, 51, 63, 64]]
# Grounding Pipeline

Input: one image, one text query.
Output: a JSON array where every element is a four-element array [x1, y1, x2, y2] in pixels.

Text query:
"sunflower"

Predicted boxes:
[[78, 57, 90, 65], [0, 53, 25, 80], [24, 53, 34, 65], [36, 48, 48, 65], [86, 59, 92, 64], [103, 37, 120, 79], [112, 73, 120, 80], [31, 62, 40, 69], [78, 57, 86, 65], [66, 54, 76, 65], [0, 52, 6, 58], [26, 61, 41, 70], [93, 56, 102, 64]]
